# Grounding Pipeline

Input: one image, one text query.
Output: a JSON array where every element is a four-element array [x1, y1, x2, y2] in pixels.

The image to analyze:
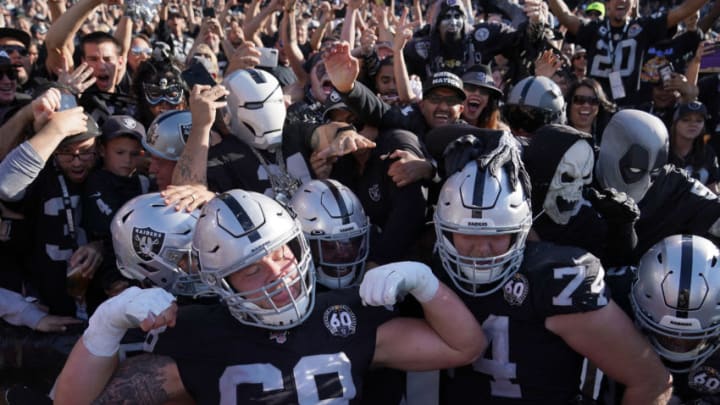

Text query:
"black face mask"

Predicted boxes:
[[619, 144, 650, 184]]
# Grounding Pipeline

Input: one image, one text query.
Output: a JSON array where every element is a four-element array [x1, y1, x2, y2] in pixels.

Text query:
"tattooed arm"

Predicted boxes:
[[171, 84, 229, 187], [93, 354, 193, 405]]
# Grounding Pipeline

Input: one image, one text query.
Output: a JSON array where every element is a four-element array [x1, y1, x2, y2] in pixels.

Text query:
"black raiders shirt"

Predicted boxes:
[[147, 288, 396, 404], [438, 241, 610, 404], [576, 14, 668, 105]]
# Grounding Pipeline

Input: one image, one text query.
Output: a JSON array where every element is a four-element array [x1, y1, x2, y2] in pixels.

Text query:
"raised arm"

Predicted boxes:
[[171, 84, 228, 186], [547, 0, 582, 35], [393, 9, 416, 104], [45, 0, 110, 75], [667, 0, 708, 29], [363, 262, 486, 370], [698, 1, 720, 33]]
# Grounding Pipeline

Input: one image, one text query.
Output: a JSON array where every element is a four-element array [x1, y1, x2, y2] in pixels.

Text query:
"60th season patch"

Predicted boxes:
[[688, 366, 720, 394], [503, 273, 529, 306], [323, 305, 357, 337]]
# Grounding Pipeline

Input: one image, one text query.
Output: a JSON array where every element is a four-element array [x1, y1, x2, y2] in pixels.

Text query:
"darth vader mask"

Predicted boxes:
[[544, 140, 594, 224]]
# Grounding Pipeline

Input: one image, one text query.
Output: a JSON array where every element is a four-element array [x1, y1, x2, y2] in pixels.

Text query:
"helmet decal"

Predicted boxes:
[[132, 227, 165, 261]]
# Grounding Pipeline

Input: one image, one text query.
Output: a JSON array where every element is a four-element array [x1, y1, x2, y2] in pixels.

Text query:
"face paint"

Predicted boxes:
[[439, 9, 465, 40], [544, 141, 594, 224], [596, 110, 669, 203]]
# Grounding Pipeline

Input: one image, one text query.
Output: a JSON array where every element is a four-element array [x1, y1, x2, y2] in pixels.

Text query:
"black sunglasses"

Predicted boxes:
[[572, 95, 599, 106], [0, 66, 17, 80], [0, 45, 28, 57]]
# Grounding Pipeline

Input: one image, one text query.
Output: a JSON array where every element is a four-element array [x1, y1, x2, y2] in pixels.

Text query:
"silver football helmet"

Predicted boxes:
[[290, 180, 370, 289], [222, 69, 286, 150], [503, 76, 566, 133], [142, 110, 191, 161], [111, 193, 202, 296], [193, 190, 315, 330], [631, 234, 720, 372], [434, 160, 532, 297]]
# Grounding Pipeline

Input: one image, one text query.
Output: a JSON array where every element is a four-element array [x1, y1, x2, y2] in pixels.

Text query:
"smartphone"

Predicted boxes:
[[658, 63, 673, 84], [202, 7, 215, 18], [182, 59, 221, 95], [257, 47, 279, 68]]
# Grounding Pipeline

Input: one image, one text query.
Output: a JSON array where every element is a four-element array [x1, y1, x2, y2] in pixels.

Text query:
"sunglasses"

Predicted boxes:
[[143, 83, 184, 105], [572, 95, 599, 106], [55, 150, 97, 163], [0, 66, 17, 80], [0, 45, 28, 56], [130, 46, 153, 56], [425, 94, 463, 106]]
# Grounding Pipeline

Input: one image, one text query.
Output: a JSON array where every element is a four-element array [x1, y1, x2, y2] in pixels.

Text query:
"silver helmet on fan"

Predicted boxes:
[[290, 179, 370, 289], [222, 69, 286, 150], [193, 190, 315, 330], [142, 110, 191, 161]]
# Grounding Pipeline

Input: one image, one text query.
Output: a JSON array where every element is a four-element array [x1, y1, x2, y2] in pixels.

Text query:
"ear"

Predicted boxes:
[[98, 143, 107, 159]]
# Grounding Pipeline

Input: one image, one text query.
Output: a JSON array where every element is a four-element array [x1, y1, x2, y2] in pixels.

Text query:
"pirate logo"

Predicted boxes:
[[132, 227, 165, 261], [122, 117, 138, 129], [368, 184, 381, 202], [180, 122, 192, 144]]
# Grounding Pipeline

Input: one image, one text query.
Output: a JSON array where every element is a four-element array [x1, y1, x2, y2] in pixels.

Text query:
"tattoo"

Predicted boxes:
[[93, 355, 175, 405], [173, 153, 207, 186]]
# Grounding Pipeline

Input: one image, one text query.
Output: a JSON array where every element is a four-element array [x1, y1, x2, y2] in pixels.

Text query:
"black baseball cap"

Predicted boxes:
[[461, 64, 503, 97], [101, 115, 146, 142], [423, 71, 466, 101], [0, 28, 31, 49]]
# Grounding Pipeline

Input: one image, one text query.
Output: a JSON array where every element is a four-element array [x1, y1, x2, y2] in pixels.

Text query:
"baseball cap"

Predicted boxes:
[[673, 101, 708, 122], [423, 71, 466, 101], [585, 2, 605, 18], [59, 114, 102, 147], [461, 64, 503, 97], [101, 115, 146, 143], [323, 90, 351, 120], [0, 28, 31, 49]]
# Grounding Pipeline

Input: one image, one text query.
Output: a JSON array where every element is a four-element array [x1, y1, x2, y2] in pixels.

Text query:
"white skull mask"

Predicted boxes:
[[439, 9, 465, 40], [543, 140, 594, 225]]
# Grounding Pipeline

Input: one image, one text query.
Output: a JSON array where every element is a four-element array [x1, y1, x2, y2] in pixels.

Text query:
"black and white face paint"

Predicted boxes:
[[439, 9, 465, 41], [596, 110, 668, 203], [544, 140, 594, 224]]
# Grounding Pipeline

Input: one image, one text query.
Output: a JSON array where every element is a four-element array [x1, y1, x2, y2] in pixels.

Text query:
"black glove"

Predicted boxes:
[[584, 187, 640, 224], [442, 134, 485, 176]]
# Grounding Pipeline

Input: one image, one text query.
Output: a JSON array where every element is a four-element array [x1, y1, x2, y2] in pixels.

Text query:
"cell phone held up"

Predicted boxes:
[[657, 63, 673, 85], [257, 47, 279, 69]]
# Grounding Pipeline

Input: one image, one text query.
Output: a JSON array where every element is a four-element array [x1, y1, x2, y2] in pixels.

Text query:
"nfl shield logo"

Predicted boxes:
[[132, 227, 165, 261]]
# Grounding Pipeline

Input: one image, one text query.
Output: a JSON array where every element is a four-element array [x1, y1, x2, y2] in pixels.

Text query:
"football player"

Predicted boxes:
[[54, 190, 485, 404], [630, 234, 720, 403], [433, 137, 672, 403]]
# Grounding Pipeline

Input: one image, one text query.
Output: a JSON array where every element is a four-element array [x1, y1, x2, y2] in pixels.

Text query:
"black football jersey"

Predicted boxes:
[[439, 241, 610, 404], [575, 14, 668, 105], [146, 288, 396, 404]]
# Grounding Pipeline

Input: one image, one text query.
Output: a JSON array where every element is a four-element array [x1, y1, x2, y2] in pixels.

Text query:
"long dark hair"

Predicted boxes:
[[671, 114, 708, 171], [567, 78, 616, 143]]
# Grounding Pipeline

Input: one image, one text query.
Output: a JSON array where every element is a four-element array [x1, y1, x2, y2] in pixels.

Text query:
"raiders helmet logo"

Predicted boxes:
[[122, 117, 137, 129], [323, 305, 357, 337], [368, 184, 381, 202], [329, 90, 342, 103], [474, 27, 490, 42], [627, 24, 642, 38], [503, 273, 529, 306], [415, 41, 430, 59], [132, 227, 165, 261], [180, 123, 192, 143]]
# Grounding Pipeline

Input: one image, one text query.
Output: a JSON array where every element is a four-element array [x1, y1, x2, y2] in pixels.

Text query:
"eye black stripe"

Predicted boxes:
[[219, 193, 261, 242], [676, 235, 694, 318], [321, 180, 350, 225]]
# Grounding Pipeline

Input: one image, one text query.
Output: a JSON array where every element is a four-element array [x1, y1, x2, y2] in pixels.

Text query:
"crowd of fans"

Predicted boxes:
[[2, 0, 720, 403]]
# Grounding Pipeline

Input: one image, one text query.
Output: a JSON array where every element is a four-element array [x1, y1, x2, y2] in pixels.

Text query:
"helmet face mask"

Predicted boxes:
[[222, 69, 286, 150], [434, 161, 532, 297], [631, 234, 720, 372], [194, 190, 315, 330], [111, 193, 201, 295], [291, 180, 370, 289]]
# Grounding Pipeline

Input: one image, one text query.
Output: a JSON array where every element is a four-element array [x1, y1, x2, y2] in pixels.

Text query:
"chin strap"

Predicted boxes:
[[532, 209, 546, 223]]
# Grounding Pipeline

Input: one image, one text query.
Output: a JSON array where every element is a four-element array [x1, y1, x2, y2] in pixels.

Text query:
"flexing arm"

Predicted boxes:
[[364, 262, 486, 370], [547, 0, 581, 35], [546, 300, 673, 405], [667, 0, 708, 29]]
